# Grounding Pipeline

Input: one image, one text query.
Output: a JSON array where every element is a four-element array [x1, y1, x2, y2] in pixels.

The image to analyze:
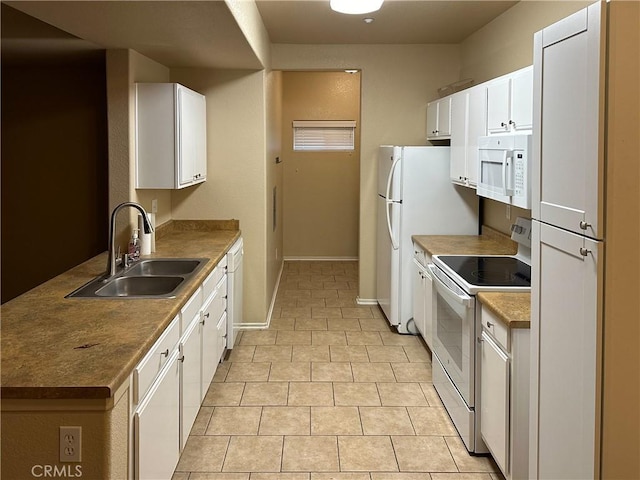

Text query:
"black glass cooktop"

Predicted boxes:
[[438, 256, 531, 287]]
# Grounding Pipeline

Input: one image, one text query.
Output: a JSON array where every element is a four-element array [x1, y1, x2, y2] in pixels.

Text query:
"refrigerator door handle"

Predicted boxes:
[[385, 154, 402, 250], [386, 200, 399, 250]]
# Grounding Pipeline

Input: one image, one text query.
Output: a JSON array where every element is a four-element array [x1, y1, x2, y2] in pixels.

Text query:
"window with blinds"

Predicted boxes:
[[292, 120, 356, 151]]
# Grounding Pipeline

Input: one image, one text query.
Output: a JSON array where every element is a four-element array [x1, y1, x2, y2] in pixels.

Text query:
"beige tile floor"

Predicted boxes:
[[173, 261, 504, 480]]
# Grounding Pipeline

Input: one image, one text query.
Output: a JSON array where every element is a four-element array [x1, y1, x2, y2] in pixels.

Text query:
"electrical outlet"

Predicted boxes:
[[151, 199, 158, 214], [59, 426, 82, 463]]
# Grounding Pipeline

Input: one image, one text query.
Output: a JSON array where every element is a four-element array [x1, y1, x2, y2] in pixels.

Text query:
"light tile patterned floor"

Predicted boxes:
[[173, 261, 504, 480]]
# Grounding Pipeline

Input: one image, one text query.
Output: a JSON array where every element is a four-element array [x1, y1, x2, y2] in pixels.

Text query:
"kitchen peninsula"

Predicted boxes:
[[1, 220, 240, 479]]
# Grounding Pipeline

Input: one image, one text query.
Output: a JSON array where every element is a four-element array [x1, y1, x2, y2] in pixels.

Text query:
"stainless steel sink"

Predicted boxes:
[[126, 259, 203, 276], [95, 276, 185, 297], [67, 258, 209, 299]]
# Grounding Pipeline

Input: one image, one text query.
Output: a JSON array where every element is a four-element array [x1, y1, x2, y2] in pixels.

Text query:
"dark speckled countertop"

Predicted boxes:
[[412, 226, 518, 257], [477, 292, 531, 329], [1, 220, 240, 401]]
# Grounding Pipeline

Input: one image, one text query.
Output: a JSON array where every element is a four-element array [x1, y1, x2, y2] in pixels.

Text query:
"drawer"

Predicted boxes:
[[202, 257, 227, 300], [180, 287, 202, 333], [133, 315, 180, 404], [202, 276, 227, 327], [481, 305, 509, 352]]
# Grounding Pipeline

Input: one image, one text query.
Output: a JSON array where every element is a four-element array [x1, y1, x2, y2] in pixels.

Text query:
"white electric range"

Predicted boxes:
[[428, 217, 531, 454]]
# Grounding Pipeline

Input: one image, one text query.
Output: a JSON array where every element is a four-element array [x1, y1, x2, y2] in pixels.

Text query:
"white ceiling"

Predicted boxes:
[[3, 0, 518, 68]]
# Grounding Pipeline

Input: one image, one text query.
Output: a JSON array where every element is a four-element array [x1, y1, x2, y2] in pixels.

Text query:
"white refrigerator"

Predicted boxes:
[[376, 145, 478, 334]]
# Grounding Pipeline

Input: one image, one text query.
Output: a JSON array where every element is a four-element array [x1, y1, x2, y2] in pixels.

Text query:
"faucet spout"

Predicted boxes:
[[105, 202, 154, 279]]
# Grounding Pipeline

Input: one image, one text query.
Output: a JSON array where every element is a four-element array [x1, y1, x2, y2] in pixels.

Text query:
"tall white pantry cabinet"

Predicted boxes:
[[529, 1, 639, 479]]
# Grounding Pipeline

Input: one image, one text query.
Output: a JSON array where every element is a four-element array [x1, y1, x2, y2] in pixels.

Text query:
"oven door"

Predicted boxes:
[[429, 264, 476, 407]]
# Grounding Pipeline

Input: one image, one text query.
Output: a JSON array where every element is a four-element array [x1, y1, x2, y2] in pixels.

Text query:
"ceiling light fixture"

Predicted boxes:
[[330, 0, 384, 15]]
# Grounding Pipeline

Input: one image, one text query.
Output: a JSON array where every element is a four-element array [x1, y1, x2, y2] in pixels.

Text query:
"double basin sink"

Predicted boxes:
[[67, 258, 209, 299]]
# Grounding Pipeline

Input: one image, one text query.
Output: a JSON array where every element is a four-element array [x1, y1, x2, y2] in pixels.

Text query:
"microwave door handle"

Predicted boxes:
[[502, 150, 515, 197], [385, 154, 402, 250], [430, 267, 472, 307]]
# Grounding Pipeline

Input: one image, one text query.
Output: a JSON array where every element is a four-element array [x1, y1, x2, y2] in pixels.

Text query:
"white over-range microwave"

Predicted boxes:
[[477, 133, 531, 209]]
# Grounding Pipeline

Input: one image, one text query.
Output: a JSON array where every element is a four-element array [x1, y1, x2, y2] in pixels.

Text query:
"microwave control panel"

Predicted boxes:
[[514, 151, 526, 197]]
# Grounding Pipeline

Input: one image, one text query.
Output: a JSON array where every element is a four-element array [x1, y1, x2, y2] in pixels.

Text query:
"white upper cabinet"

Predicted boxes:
[[450, 84, 487, 187], [136, 83, 207, 190], [487, 67, 533, 134], [426, 96, 452, 139], [533, 5, 603, 238]]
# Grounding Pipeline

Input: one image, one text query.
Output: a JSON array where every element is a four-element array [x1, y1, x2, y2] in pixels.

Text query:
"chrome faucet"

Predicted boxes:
[[105, 202, 154, 279]]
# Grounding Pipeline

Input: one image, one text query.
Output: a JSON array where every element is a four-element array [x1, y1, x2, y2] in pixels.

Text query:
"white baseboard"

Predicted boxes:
[[265, 259, 285, 328], [357, 297, 378, 306], [283, 256, 359, 262]]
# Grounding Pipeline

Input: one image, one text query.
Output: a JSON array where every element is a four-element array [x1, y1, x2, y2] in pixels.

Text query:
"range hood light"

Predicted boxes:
[[330, 0, 384, 15]]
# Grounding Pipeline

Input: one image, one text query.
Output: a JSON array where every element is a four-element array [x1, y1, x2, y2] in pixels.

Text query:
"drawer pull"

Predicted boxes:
[[160, 349, 169, 357]]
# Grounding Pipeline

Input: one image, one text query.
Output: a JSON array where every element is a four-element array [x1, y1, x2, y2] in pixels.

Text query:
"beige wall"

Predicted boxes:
[[281, 71, 361, 259], [601, 1, 640, 477], [106, 49, 173, 251], [266, 70, 285, 304], [170, 68, 270, 324], [460, 0, 593, 84], [273, 44, 461, 300]]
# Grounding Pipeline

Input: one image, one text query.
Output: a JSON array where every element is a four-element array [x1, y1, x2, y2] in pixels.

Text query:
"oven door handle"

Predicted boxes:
[[428, 264, 473, 307]]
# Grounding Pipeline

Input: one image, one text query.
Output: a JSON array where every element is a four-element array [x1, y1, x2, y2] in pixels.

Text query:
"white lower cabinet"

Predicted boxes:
[[180, 316, 202, 450], [479, 305, 530, 480], [134, 350, 181, 480], [132, 251, 234, 479], [481, 331, 510, 474], [412, 243, 433, 351]]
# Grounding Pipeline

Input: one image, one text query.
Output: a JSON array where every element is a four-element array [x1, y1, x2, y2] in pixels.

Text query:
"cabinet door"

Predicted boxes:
[[178, 86, 207, 188], [422, 266, 433, 351], [533, 4, 603, 237], [216, 312, 228, 364], [531, 220, 601, 480], [134, 351, 180, 480], [480, 331, 510, 476], [450, 93, 467, 184], [465, 85, 487, 186], [201, 287, 225, 400], [412, 260, 426, 337], [426, 101, 439, 138], [510, 67, 533, 131], [487, 77, 510, 134], [180, 316, 202, 449], [436, 97, 452, 136]]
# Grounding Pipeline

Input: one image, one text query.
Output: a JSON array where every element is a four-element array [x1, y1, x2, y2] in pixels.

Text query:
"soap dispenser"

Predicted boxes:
[[128, 229, 141, 261]]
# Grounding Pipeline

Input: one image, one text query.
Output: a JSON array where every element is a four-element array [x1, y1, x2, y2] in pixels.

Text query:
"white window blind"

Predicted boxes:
[[293, 120, 356, 151]]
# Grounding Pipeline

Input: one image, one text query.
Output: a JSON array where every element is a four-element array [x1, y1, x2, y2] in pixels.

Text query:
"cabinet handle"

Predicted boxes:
[[486, 321, 494, 328], [501, 122, 507, 127], [201, 312, 210, 325], [579, 221, 591, 230], [579, 247, 591, 257], [178, 355, 185, 363], [160, 349, 169, 357], [509, 120, 515, 126], [477, 337, 483, 344]]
